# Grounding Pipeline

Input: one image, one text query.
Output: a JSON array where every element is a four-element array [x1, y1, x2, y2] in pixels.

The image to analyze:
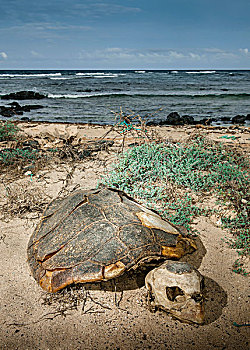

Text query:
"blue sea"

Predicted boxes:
[[0, 70, 249, 126]]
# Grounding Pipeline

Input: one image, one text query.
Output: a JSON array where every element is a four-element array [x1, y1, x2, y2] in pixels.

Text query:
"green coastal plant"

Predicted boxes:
[[232, 259, 249, 276], [0, 121, 19, 141], [101, 134, 249, 270], [0, 122, 44, 172], [0, 148, 40, 165]]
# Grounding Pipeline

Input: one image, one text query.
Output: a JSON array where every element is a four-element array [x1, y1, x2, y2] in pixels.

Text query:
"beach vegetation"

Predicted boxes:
[[101, 133, 249, 273], [0, 121, 44, 174], [0, 121, 19, 141], [0, 147, 40, 165]]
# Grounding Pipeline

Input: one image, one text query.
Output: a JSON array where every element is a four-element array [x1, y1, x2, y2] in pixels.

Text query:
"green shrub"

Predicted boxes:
[[0, 148, 40, 165], [101, 135, 249, 262], [0, 121, 19, 141]]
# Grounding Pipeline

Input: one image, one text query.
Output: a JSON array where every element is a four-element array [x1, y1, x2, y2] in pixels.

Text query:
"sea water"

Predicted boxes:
[[0, 70, 249, 125]]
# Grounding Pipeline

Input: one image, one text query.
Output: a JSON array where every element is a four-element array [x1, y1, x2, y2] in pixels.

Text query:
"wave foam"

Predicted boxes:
[[48, 91, 134, 99], [75, 72, 119, 78], [48, 92, 250, 99], [186, 71, 216, 74], [0, 73, 62, 78]]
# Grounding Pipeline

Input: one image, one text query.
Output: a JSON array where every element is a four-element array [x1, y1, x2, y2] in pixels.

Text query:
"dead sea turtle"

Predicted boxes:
[[28, 187, 197, 293], [28, 187, 205, 323]]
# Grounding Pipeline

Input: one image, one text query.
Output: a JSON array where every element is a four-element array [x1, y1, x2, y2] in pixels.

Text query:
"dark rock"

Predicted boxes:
[[147, 113, 195, 126], [7, 102, 24, 114], [220, 117, 231, 122], [20, 117, 31, 121], [15, 110, 24, 115], [8, 102, 22, 109], [146, 120, 159, 126], [232, 115, 246, 124], [182, 115, 195, 124], [195, 118, 213, 125], [164, 112, 182, 125], [1, 91, 47, 100], [164, 112, 196, 125], [0, 102, 43, 117], [0, 106, 16, 117], [246, 114, 250, 121]]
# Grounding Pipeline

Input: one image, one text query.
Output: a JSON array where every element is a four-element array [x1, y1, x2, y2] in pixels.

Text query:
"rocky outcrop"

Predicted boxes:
[[1, 91, 47, 100], [147, 112, 213, 126], [232, 115, 246, 124], [164, 112, 194, 125], [220, 117, 231, 122], [0, 101, 43, 118], [147, 112, 193, 126]]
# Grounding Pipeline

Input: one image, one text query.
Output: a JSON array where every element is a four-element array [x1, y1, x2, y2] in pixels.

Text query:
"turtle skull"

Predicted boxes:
[[145, 261, 205, 324]]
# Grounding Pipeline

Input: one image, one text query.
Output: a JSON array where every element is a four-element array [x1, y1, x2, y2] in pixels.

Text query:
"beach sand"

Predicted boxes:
[[0, 122, 249, 349]]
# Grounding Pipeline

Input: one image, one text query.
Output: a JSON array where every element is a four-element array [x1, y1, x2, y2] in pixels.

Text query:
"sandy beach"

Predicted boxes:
[[0, 122, 249, 350]]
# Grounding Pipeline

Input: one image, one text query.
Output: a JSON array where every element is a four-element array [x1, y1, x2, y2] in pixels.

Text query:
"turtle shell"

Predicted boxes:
[[27, 187, 196, 292]]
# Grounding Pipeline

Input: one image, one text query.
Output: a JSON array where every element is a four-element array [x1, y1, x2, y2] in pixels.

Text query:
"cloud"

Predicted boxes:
[[31, 50, 43, 57], [75, 46, 250, 69], [168, 51, 185, 59], [203, 48, 225, 53], [0, 52, 8, 59], [78, 48, 205, 64], [45, 24, 92, 31], [239, 48, 249, 54], [189, 52, 201, 59], [74, 2, 142, 17], [0, 22, 92, 41]]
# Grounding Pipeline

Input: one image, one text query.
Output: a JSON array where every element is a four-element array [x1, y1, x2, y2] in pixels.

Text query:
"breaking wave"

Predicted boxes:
[[48, 92, 250, 99], [0, 73, 62, 78], [186, 71, 216, 74], [75, 72, 123, 78]]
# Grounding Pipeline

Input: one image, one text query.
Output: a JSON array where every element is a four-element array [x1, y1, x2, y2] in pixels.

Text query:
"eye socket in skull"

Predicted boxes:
[[166, 286, 184, 302]]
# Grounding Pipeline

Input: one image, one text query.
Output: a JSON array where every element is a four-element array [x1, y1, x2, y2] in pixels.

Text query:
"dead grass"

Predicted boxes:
[[0, 181, 50, 219]]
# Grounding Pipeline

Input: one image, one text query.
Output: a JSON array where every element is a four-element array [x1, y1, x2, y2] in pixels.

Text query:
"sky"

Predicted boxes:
[[0, 0, 250, 70]]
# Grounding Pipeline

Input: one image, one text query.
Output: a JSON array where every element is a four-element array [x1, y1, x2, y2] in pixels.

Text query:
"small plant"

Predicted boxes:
[[0, 148, 40, 165], [222, 212, 250, 256], [232, 259, 249, 276], [0, 121, 19, 141]]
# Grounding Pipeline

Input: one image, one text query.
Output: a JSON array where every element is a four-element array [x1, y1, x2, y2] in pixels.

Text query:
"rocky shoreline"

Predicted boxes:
[[0, 90, 250, 126], [147, 111, 250, 126]]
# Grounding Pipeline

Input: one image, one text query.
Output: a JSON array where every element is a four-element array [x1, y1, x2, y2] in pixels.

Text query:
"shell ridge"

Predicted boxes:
[[39, 203, 108, 258], [42, 223, 118, 270], [55, 217, 116, 255], [32, 198, 88, 247]]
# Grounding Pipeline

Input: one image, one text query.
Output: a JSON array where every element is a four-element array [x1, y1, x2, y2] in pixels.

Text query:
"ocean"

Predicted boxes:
[[0, 70, 249, 126]]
